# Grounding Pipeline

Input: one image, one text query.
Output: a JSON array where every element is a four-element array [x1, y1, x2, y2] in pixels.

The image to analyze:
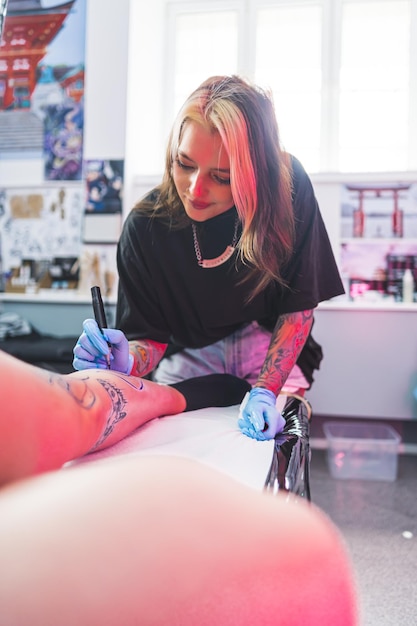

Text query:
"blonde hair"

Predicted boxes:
[[137, 75, 295, 298]]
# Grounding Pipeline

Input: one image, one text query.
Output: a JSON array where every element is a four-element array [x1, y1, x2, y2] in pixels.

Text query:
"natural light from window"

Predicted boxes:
[[173, 11, 238, 117], [339, 1, 410, 172], [255, 4, 322, 173], [157, 0, 416, 176]]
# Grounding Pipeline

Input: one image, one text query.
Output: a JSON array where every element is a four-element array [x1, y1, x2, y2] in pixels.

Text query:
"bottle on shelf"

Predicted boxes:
[[402, 268, 414, 303]]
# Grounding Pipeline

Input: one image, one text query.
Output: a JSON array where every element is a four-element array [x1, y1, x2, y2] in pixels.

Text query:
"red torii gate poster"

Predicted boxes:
[[0, 0, 86, 181]]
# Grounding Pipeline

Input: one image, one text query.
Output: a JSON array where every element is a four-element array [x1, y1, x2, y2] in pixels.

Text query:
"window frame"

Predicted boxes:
[[163, 0, 417, 174]]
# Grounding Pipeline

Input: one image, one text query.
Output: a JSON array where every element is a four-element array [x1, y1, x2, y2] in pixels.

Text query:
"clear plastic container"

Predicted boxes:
[[323, 421, 401, 481]]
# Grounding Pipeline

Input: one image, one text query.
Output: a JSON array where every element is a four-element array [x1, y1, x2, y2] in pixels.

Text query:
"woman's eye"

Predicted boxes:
[[213, 174, 230, 185], [175, 158, 230, 185], [175, 158, 193, 171]]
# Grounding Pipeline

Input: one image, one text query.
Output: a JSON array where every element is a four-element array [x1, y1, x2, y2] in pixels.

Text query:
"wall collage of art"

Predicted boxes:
[[0, 0, 121, 300]]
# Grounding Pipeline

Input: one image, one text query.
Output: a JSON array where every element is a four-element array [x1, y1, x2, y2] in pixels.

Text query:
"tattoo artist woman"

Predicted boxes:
[[73, 75, 344, 440]]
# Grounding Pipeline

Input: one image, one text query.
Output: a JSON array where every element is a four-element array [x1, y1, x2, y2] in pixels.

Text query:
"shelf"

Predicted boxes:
[[341, 238, 417, 244], [311, 171, 417, 184], [319, 298, 417, 312], [0, 290, 117, 305], [1, 290, 415, 311]]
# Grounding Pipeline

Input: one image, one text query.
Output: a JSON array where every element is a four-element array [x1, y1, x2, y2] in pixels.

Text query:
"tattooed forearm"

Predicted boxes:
[[256, 309, 314, 394], [128, 339, 167, 377]]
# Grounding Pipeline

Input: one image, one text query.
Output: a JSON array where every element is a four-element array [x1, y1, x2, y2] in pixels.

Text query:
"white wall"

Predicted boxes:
[[83, 0, 130, 160], [123, 0, 167, 211], [308, 304, 417, 421]]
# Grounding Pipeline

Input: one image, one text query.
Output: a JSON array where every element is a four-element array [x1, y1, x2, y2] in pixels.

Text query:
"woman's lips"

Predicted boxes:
[[189, 199, 211, 210]]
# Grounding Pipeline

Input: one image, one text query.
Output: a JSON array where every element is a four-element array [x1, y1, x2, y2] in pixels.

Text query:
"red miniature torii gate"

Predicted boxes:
[[346, 184, 411, 238]]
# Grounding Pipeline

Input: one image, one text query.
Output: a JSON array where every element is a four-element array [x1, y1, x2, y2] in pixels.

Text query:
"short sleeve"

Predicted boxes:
[[279, 157, 344, 313], [116, 212, 172, 343]]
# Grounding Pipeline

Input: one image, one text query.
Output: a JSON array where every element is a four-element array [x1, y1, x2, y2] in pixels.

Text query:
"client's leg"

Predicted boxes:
[[0, 455, 358, 625], [0, 351, 252, 487], [0, 350, 186, 486]]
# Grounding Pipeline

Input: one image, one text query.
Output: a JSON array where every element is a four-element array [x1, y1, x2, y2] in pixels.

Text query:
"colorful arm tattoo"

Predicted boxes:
[[128, 339, 168, 377], [256, 309, 314, 395]]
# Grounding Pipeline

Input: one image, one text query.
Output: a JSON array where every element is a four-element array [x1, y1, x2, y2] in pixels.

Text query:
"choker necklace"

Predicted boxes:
[[192, 218, 239, 269]]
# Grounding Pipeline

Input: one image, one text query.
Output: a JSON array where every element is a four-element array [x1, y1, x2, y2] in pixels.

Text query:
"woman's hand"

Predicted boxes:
[[238, 387, 285, 440], [73, 319, 133, 374]]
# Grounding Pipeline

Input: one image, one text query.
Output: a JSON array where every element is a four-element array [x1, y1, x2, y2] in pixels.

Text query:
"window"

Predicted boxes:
[[171, 8, 239, 116], [339, 1, 411, 171], [163, 0, 417, 174], [255, 4, 322, 171]]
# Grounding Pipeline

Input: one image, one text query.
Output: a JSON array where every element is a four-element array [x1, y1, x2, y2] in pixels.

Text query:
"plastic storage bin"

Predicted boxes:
[[323, 421, 401, 481]]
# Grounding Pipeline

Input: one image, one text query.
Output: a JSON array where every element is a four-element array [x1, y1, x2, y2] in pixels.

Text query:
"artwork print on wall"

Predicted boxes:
[[0, 0, 86, 181], [44, 100, 84, 181], [0, 184, 84, 290], [83, 159, 124, 244]]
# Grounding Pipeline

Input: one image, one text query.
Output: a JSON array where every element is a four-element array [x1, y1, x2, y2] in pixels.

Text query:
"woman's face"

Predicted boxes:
[[172, 120, 234, 222]]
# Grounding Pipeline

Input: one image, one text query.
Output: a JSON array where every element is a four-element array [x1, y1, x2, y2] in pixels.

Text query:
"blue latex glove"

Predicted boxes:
[[238, 387, 285, 441], [73, 318, 133, 374]]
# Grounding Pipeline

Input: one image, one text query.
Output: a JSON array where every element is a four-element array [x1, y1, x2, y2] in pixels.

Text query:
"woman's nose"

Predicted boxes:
[[189, 172, 206, 197]]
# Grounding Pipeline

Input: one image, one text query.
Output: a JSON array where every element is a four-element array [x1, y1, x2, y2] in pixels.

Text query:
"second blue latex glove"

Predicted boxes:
[[73, 318, 133, 374], [238, 387, 285, 441]]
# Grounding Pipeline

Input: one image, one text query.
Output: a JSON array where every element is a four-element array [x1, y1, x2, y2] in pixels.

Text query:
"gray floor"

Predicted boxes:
[[309, 439, 417, 626]]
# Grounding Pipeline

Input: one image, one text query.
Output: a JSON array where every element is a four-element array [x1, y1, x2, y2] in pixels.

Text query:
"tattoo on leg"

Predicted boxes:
[[91, 377, 144, 450], [108, 372, 145, 391], [46, 370, 144, 451], [49, 373, 97, 409]]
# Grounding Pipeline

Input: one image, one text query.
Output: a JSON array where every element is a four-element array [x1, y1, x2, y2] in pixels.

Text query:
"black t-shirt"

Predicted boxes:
[[116, 157, 344, 350]]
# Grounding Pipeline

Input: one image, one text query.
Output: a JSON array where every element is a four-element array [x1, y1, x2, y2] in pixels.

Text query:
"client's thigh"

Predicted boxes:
[[0, 456, 358, 626]]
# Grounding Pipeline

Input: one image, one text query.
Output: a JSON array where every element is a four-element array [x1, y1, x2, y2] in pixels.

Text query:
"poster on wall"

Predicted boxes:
[[77, 243, 118, 300], [0, 185, 84, 291], [44, 101, 84, 181], [83, 159, 124, 244], [0, 0, 87, 181], [0, 0, 95, 294]]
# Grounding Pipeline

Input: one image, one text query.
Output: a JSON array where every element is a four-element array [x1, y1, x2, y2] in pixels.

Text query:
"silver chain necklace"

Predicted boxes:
[[192, 218, 239, 269]]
